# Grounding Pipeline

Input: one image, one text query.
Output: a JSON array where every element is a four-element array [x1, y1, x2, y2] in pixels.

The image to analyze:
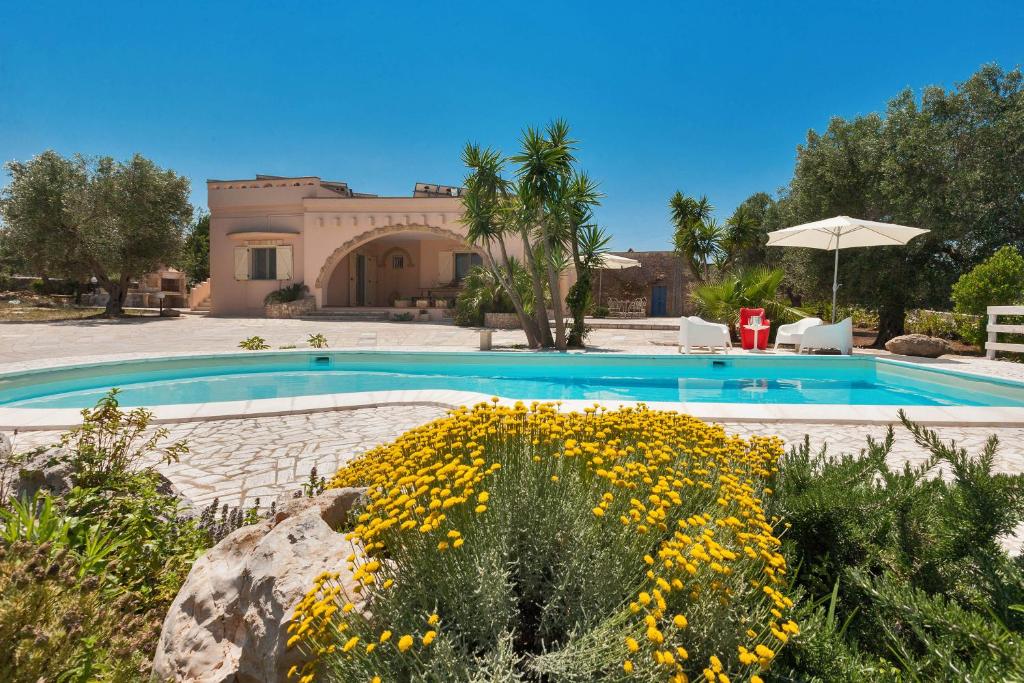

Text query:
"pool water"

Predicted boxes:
[[2, 351, 1023, 409]]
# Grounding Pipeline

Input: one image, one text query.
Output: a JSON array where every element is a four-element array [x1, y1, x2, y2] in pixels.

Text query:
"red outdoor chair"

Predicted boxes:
[[740, 307, 771, 350]]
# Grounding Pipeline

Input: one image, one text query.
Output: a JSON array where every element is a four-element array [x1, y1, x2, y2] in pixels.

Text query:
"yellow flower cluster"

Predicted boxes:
[[288, 400, 795, 681]]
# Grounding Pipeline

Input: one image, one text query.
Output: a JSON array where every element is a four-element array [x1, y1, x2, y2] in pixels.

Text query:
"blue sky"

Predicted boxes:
[[1, 1, 1021, 251]]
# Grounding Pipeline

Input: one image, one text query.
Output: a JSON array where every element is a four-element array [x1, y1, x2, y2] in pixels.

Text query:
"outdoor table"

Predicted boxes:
[[743, 323, 770, 352]]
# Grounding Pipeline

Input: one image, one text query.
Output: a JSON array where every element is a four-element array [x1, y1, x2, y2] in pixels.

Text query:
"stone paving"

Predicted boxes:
[[10, 405, 449, 509]]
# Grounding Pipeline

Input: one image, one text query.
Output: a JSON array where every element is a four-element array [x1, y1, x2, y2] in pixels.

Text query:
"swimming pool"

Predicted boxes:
[[2, 351, 1023, 409]]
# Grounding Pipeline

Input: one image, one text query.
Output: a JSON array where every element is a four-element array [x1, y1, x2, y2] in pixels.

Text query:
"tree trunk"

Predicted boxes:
[[874, 303, 905, 348], [519, 227, 554, 348], [544, 258, 566, 350], [489, 239, 541, 347], [102, 275, 130, 317]]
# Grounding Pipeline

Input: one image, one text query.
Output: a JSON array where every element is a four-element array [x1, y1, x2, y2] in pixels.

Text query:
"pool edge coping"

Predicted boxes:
[[3, 388, 1024, 430]]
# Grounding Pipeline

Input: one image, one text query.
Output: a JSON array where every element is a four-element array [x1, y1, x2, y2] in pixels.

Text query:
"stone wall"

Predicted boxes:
[[264, 297, 316, 319], [485, 312, 521, 329], [596, 250, 689, 317]]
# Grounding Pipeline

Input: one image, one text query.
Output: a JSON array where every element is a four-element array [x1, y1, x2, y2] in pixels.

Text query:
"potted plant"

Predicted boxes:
[[393, 298, 411, 308], [415, 298, 430, 308]]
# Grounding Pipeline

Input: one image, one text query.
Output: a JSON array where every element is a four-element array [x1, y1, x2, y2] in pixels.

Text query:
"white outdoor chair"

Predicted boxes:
[[799, 317, 854, 355], [679, 316, 732, 354], [774, 317, 824, 352]]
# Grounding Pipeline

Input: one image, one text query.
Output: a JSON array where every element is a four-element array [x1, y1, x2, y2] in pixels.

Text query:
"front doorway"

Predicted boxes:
[[348, 252, 376, 306], [651, 285, 668, 316]]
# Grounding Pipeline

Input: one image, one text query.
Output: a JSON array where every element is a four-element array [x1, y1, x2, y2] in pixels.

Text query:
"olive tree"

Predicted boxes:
[[738, 64, 1024, 345], [1, 151, 192, 316]]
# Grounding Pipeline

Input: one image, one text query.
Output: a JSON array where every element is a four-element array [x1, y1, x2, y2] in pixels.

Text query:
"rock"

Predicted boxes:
[[15, 446, 74, 499], [151, 487, 366, 683], [885, 334, 953, 358], [0, 432, 11, 461], [160, 308, 182, 317]]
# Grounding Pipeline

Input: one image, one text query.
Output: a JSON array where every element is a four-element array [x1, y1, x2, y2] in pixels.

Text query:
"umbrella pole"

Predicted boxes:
[[831, 234, 840, 324]]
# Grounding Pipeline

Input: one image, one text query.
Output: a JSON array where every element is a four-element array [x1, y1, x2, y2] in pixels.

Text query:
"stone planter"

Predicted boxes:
[[415, 299, 430, 308], [485, 312, 521, 329], [393, 299, 411, 308], [431, 300, 449, 309], [265, 297, 316, 319]]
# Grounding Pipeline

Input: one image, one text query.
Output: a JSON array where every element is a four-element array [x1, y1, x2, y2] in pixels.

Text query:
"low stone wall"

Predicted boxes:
[[485, 312, 521, 329], [265, 297, 316, 319]]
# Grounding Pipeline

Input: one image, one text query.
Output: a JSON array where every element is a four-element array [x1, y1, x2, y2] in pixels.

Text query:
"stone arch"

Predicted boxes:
[[315, 224, 479, 289]]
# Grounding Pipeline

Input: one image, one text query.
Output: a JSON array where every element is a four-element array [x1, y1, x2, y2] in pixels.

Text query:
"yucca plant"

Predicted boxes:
[[690, 267, 805, 334]]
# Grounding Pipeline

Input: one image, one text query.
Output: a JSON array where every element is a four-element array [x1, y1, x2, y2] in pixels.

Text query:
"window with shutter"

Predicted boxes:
[[234, 247, 251, 280]]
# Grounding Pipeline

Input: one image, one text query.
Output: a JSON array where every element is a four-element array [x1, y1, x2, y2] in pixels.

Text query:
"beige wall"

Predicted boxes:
[[207, 177, 549, 315]]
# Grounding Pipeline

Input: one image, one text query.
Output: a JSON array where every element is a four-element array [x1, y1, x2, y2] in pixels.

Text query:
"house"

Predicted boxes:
[[597, 250, 688, 317], [206, 176, 549, 316]]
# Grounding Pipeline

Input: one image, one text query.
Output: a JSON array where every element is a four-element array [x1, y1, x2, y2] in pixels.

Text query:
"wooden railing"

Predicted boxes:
[[986, 305, 1024, 359]]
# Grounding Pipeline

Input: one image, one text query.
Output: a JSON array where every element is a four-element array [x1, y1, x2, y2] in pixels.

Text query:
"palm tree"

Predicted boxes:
[[690, 267, 804, 335], [670, 191, 724, 283], [461, 144, 541, 347], [548, 171, 609, 346], [511, 120, 576, 349]]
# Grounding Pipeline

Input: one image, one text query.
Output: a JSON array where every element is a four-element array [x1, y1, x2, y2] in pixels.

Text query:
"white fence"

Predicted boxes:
[[986, 305, 1024, 359]]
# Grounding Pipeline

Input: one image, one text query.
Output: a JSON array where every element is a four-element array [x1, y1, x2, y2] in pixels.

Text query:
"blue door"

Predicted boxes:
[[651, 286, 668, 316]]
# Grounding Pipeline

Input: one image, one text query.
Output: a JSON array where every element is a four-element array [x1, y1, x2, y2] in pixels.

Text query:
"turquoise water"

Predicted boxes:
[[1, 352, 1023, 409]]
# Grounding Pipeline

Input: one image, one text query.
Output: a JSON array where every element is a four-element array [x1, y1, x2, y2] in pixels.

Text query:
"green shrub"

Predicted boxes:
[[239, 335, 270, 350], [454, 262, 534, 327], [291, 404, 797, 681], [264, 282, 309, 305], [952, 246, 1024, 345], [904, 308, 980, 343], [0, 392, 212, 680], [0, 541, 159, 682], [307, 333, 329, 349], [593, 304, 610, 318], [691, 267, 804, 335], [391, 312, 414, 322], [767, 414, 1024, 680]]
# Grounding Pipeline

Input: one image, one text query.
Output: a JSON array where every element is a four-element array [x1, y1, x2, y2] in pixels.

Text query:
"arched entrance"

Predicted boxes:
[[318, 226, 484, 307]]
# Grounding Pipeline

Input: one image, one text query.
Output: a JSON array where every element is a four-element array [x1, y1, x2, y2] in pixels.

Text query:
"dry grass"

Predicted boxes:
[[0, 306, 156, 322]]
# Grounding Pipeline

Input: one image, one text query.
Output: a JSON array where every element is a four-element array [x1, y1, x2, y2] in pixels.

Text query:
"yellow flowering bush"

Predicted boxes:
[[290, 401, 796, 681]]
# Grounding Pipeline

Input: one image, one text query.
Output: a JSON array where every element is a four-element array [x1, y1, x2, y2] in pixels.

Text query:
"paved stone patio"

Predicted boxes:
[[10, 405, 449, 509]]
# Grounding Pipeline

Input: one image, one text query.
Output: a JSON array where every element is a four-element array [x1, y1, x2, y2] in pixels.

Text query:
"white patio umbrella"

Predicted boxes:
[[766, 216, 929, 323], [596, 253, 641, 304]]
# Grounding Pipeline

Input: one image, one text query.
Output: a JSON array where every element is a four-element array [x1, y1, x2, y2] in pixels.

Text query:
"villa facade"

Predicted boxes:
[[207, 175, 530, 316]]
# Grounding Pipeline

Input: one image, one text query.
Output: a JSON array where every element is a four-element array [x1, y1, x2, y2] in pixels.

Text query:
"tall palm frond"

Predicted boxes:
[[577, 224, 611, 269], [691, 267, 805, 328]]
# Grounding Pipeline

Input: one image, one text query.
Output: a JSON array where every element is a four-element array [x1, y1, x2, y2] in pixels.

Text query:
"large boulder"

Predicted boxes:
[[15, 446, 74, 499], [885, 334, 953, 358], [151, 488, 366, 683]]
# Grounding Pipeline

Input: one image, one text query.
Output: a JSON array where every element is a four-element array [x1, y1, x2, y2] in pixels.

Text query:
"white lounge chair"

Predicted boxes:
[[679, 316, 732, 354], [799, 317, 854, 355], [774, 317, 824, 352]]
